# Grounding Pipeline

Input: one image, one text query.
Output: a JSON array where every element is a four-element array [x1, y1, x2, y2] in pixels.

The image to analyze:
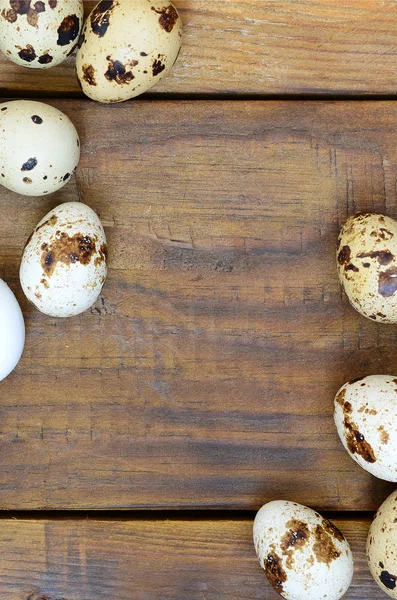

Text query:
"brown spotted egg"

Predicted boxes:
[[337, 213, 397, 323], [0, 100, 80, 196], [20, 202, 108, 317], [0, 0, 83, 68], [253, 501, 353, 600], [334, 375, 397, 482], [367, 490, 397, 598], [76, 0, 182, 103]]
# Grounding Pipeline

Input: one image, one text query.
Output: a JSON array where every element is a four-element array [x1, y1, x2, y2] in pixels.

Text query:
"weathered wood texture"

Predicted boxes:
[[1, 100, 397, 510], [0, 516, 384, 599], [1, 1, 397, 96]]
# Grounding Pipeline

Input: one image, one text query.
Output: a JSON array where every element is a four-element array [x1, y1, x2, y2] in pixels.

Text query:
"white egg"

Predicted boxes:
[[76, 0, 182, 103], [367, 490, 397, 598], [334, 375, 397, 482], [0, 279, 25, 382], [20, 202, 108, 317], [337, 213, 397, 323], [253, 501, 353, 600], [0, 100, 80, 196], [0, 0, 83, 68]]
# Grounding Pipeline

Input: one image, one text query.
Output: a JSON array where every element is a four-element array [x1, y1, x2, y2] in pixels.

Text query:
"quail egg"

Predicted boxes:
[[76, 0, 182, 103], [367, 490, 397, 598], [0, 0, 83, 68], [253, 500, 354, 600], [20, 201, 108, 317], [0, 100, 80, 196], [334, 375, 397, 481], [337, 213, 397, 322]]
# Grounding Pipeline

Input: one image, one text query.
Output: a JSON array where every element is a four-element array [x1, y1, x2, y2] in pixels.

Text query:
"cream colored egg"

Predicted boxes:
[[253, 501, 353, 600], [0, 0, 83, 68], [367, 490, 397, 598], [334, 375, 397, 482], [20, 202, 107, 317], [0, 100, 80, 196], [76, 0, 182, 103], [337, 213, 397, 322]]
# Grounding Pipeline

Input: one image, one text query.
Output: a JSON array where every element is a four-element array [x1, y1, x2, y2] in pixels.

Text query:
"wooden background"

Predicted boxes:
[[1, 1, 397, 598]]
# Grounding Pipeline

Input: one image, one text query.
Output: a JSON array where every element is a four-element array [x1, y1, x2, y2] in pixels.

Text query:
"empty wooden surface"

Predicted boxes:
[[0, 515, 384, 599], [2, 1, 397, 96], [0, 100, 396, 510]]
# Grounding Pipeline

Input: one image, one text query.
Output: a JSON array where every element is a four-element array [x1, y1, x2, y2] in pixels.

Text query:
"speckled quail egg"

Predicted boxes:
[[0, 279, 25, 382], [0, 100, 80, 196], [367, 489, 397, 598], [76, 0, 182, 103], [334, 375, 397, 482], [253, 500, 353, 600], [0, 0, 83, 68], [337, 213, 397, 322], [20, 202, 107, 317]]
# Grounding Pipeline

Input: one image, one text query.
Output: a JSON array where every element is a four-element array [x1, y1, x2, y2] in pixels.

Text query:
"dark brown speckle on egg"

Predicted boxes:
[[379, 268, 397, 298], [104, 57, 136, 84], [38, 53, 53, 64], [41, 232, 97, 277], [57, 14, 80, 46], [380, 570, 397, 590], [21, 157, 38, 171], [152, 58, 165, 76], [312, 524, 341, 565], [264, 550, 287, 593], [151, 5, 179, 32], [82, 64, 97, 86], [90, 0, 115, 37], [34, 1, 45, 13], [280, 519, 310, 569], [18, 44, 36, 62]]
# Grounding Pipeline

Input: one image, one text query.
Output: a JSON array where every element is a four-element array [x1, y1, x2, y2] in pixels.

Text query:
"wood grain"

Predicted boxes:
[[0, 516, 385, 599], [2, 100, 397, 510], [2, 1, 397, 97]]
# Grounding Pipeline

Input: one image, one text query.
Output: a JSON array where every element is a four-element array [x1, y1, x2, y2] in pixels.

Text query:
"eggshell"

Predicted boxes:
[[367, 490, 397, 598], [0, 0, 83, 68], [337, 213, 397, 323], [76, 0, 182, 103], [20, 202, 107, 317], [334, 375, 397, 482], [0, 100, 80, 196], [0, 280, 25, 382], [253, 500, 353, 600]]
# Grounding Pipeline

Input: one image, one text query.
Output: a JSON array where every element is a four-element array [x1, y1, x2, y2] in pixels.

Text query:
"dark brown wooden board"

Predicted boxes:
[[0, 516, 385, 599], [1, 100, 397, 510], [2, 1, 397, 97]]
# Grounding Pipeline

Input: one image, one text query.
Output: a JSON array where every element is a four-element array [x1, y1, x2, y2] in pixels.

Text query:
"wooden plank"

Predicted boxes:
[[2, 99, 397, 510], [0, 516, 384, 599], [1, 1, 397, 96]]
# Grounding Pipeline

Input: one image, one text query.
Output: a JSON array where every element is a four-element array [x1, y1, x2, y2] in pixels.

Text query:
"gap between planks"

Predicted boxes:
[[0, 510, 375, 522], [5, 92, 397, 101]]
